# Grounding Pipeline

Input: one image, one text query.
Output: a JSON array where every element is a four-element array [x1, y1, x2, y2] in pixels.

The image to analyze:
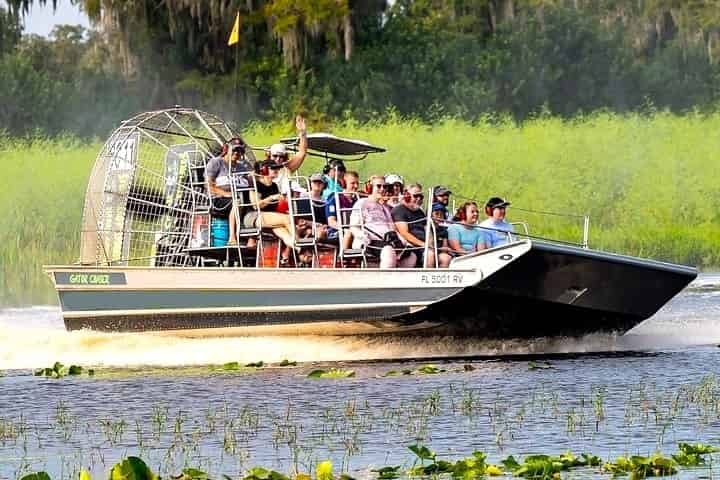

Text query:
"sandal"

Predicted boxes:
[[280, 256, 290, 266]]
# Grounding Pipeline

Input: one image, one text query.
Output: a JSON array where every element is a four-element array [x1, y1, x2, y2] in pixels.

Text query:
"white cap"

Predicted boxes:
[[385, 173, 404, 185], [269, 143, 287, 155]]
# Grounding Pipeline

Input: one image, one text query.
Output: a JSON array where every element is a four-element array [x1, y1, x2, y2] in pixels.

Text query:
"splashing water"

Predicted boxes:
[[2, 275, 719, 370]]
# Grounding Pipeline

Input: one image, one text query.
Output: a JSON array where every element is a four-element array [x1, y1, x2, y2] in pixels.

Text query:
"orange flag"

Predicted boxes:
[[228, 12, 240, 46]]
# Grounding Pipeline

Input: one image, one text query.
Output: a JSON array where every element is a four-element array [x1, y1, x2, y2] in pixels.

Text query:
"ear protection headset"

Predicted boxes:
[[364, 180, 373, 195], [457, 202, 477, 222], [256, 162, 270, 176], [222, 138, 246, 157]]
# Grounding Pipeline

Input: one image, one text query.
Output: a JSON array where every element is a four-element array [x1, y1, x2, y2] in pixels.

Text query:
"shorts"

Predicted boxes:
[[211, 196, 233, 218], [243, 211, 259, 228]]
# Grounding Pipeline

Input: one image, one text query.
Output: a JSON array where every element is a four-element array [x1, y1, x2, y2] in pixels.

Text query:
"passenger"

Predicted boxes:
[[392, 184, 452, 268], [244, 160, 296, 264], [322, 159, 347, 200], [352, 175, 416, 268], [431, 185, 452, 221], [295, 173, 329, 241], [447, 202, 488, 255], [384, 173, 404, 208], [268, 115, 309, 194], [205, 137, 253, 245], [479, 197, 515, 247], [326, 170, 360, 248]]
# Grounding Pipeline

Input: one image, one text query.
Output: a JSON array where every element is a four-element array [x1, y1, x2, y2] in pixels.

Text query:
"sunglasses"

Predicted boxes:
[[412, 193, 424, 200], [269, 165, 282, 170], [271, 154, 287, 159], [373, 183, 385, 189]]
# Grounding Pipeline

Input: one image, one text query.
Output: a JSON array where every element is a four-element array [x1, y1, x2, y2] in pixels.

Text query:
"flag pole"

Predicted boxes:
[[227, 11, 241, 123]]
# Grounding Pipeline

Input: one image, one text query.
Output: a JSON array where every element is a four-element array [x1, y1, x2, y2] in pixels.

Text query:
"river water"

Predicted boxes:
[[1, 274, 720, 479]]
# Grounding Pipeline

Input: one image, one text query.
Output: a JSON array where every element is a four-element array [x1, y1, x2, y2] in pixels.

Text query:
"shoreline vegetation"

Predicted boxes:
[[1, 111, 718, 306]]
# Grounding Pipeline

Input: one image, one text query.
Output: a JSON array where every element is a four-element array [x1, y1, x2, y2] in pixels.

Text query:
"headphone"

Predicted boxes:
[[364, 180, 373, 195], [256, 161, 270, 176], [323, 159, 345, 175], [221, 138, 246, 157], [456, 202, 477, 222]]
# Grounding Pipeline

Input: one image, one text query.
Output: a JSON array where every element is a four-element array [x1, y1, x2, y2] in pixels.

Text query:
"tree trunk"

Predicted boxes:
[[497, 0, 514, 24], [343, 10, 352, 61]]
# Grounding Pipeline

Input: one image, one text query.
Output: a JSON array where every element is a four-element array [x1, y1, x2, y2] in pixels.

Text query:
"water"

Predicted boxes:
[[1, 274, 720, 479]]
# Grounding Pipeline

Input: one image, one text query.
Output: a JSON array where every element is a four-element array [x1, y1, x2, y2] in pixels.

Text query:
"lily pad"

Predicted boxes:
[[20, 473, 51, 480], [109, 456, 157, 480]]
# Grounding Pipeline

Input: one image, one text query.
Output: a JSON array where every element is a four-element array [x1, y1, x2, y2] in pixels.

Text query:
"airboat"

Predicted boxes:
[[45, 108, 696, 337]]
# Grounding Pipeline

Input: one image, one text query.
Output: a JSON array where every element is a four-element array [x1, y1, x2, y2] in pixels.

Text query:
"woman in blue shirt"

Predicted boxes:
[[447, 202, 488, 255]]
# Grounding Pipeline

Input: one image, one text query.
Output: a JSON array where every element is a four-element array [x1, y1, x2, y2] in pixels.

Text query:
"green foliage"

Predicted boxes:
[[672, 442, 719, 466], [20, 473, 51, 480], [307, 368, 355, 378], [34, 362, 92, 378], [528, 361, 554, 370], [279, 359, 297, 366], [502, 452, 600, 479], [603, 454, 677, 478], [109, 457, 157, 480], [243, 467, 290, 480], [245, 361, 265, 368]]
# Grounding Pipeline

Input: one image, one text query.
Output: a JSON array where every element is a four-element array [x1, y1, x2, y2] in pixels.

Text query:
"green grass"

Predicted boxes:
[[2, 111, 719, 305]]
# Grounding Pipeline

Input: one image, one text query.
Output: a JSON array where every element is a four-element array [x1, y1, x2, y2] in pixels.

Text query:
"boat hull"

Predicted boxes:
[[45, 240, 696, 338], [411, 241, 698, 338]]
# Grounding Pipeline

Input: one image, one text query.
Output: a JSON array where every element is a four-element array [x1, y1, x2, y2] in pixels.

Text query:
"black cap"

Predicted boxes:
[[485, 197, 511, 209], [228, 137, 246, 152], [326, 159, 346, 172], [434, 185, 452, 196]]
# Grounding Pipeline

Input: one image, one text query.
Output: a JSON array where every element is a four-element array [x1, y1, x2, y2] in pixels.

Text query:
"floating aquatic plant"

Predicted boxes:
[[243, 467, 291, 480], [20, 474, 51, 480], [528, 361, 553, 370], [502, 451, 600, 479], [307, 368, 355, 379], [370, 466, 401, 480], [109, 456, 158, 480], [406, 445, 504, 477], [33, 362, 93, 378], [603, 454, 679, 478], [671, 442, 718, 466]]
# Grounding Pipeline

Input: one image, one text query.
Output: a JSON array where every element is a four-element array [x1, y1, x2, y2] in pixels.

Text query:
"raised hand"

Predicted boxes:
[[295, 114, 306, 133]]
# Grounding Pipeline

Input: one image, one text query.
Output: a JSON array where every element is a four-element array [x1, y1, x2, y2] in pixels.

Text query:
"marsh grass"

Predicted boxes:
[[2, 111, 720, 305], [3, 372, 720, 479]]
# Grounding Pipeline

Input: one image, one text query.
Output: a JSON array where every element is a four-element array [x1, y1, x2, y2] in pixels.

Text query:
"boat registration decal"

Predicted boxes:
[[420, 273, 464, 285], [55, 272, 127, 286]]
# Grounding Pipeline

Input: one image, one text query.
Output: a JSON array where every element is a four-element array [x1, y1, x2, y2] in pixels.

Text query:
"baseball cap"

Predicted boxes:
[[432, 203, 446, 212], [385, 173, 404, 185], [269, 143, 287, 156], [309, 173, 326, 184], [434, 185, 452, 196], [486, 196, 511, 209]]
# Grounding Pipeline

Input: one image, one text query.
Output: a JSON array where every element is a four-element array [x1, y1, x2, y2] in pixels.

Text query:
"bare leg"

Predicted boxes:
[[342, 231, 353, 250], [438, 252, 452, 268], [379, 245, 396, 268], [398, 252, 417, 268], [228, 204, 239, 244]]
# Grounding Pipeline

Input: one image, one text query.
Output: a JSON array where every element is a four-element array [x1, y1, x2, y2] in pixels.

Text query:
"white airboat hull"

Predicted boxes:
[[46, 242, 532, 335]]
